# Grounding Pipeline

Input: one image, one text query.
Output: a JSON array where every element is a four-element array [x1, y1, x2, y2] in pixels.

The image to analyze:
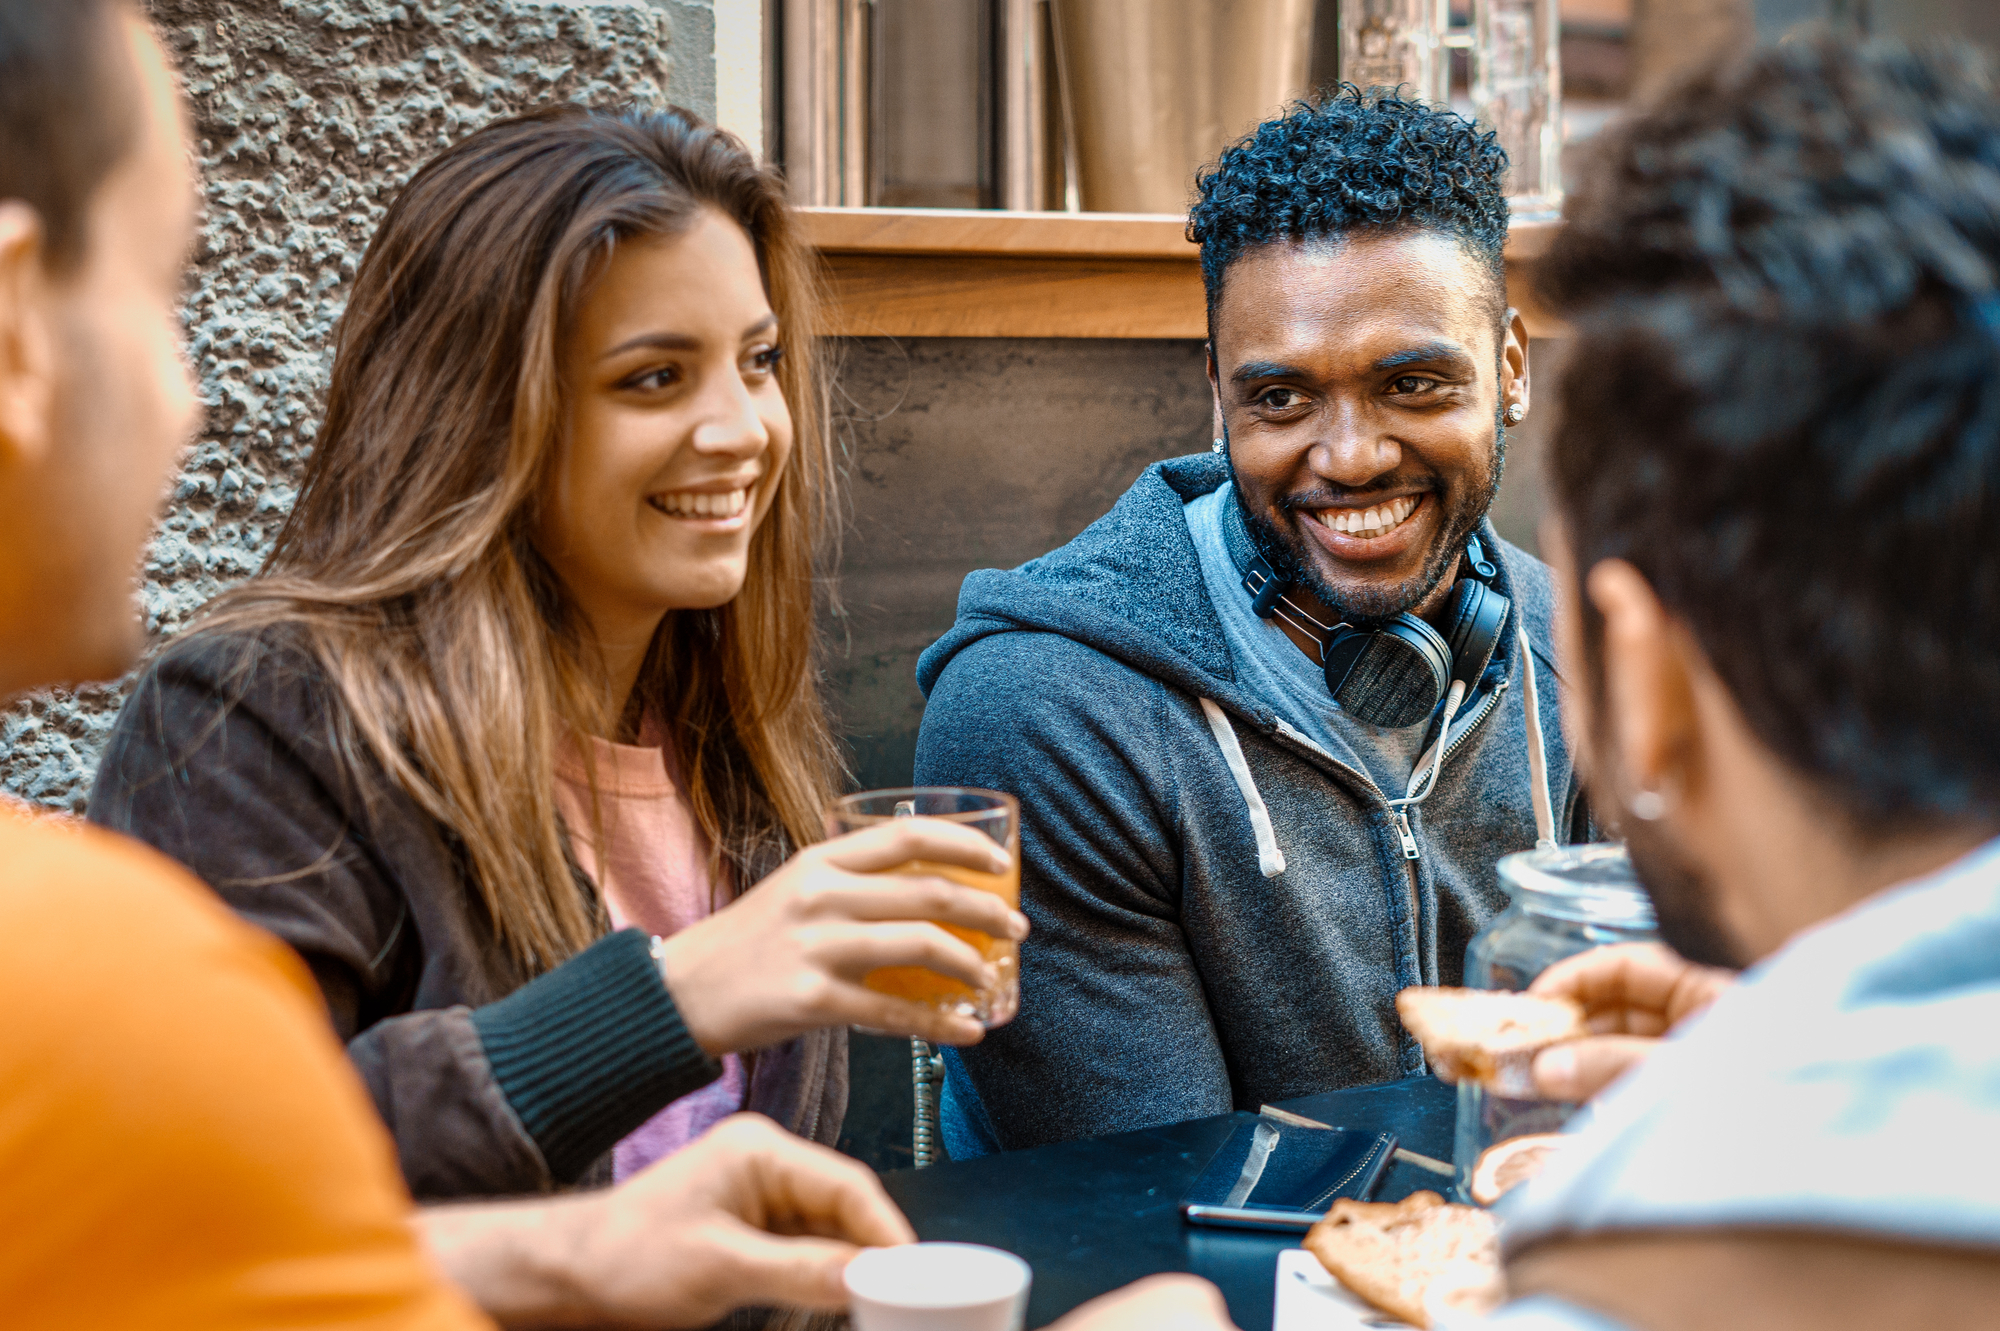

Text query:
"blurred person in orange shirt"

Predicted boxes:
[[0, 3, 926, 1326], [0, 4, 1235, 1329]]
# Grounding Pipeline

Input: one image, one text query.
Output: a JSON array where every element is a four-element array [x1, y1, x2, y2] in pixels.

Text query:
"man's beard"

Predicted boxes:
[[1236, 422, 1505, 624], [1623, 815, 1749, 970]]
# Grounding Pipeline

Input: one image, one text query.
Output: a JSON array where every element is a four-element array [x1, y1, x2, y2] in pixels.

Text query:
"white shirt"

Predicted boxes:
[[1483, 836, 2000, 1328]]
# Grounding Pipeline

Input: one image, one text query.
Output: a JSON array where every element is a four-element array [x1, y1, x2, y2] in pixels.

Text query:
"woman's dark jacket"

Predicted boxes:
[[87, 628, 847, 1199]]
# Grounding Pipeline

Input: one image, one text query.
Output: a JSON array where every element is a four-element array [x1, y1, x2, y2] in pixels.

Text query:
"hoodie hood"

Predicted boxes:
[[917, 452, 1561, 724]]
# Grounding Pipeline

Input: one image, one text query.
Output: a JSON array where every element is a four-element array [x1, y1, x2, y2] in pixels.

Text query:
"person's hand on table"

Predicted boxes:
[[656, 817, 1030, 1052], [419, 1113, 916, 1328], [1047, 1275, 1241, 1331], [1530, 942, 1737, 1101]]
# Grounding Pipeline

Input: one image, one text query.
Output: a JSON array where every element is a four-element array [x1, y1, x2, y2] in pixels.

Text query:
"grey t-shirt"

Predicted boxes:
[[1184, 484, 1431, 797]]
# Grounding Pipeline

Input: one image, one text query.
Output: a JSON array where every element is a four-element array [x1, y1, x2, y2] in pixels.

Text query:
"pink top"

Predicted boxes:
[[553, 717, 746, 1180]]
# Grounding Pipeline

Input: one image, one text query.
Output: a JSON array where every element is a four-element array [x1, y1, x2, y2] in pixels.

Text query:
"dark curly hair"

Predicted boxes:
[[1547, 38, 2000, 831], [1541, 39, 2000, 319], [1188, 85, 1510, 339]]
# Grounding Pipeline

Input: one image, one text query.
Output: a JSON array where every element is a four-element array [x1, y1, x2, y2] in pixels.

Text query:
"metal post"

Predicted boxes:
[[996, 0, 1052, 210], [911, 1037, 946, 1167], [1047, 0, 1083, 211], [1337, 0, 1451, 105], [780, 0, 871, 205], [841, 0, 871, 206], [1473, 0, 1562, 220]]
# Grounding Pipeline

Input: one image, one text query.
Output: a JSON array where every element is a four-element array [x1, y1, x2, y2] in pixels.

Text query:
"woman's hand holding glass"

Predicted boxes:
[[654, 819, 1030, 1053]]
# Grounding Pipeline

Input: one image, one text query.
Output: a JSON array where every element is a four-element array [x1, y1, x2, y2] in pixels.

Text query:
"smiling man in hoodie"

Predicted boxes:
[[914, 90, 1587, 1155]]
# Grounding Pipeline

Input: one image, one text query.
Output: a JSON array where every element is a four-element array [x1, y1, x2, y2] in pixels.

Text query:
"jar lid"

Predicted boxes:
[[1495, 842, 1658, 927]]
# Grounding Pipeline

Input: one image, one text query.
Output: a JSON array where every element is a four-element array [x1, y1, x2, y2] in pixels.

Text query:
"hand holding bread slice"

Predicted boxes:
[[1296, 988, 1589, 1325], [1395, 986, 1587, 1096]]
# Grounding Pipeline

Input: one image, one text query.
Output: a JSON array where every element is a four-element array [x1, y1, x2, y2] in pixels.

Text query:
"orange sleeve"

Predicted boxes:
[[0, 812, 491, 1331]]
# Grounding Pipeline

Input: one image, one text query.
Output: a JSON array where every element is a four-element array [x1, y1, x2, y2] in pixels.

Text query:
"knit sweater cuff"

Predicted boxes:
[[470, 927, 721, 1182]]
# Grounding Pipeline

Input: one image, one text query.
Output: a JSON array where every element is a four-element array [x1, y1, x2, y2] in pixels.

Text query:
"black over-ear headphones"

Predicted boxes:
[[1220, 497, 1510, 729]]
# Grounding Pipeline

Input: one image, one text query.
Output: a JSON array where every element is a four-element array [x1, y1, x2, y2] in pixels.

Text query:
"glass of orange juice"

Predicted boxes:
[[829, 787, 1020, 1028]]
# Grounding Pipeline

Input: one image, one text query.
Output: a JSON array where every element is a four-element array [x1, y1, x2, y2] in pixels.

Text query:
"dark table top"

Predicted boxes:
[[880, 1076, 1457, 1330]]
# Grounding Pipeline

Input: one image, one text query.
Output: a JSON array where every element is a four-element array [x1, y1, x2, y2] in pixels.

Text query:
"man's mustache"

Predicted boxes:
[[1276, 478, 1442, 512]]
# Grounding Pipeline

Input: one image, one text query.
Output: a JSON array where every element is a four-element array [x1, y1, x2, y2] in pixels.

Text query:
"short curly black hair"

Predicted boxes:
[[1188, 86, 1510, 339], [1548, 39, 2000, 831], [1541, 39, 2000, 320]]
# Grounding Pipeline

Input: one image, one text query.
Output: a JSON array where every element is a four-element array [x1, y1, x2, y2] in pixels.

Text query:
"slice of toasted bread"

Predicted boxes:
[[1303, 1190, 1500, 1329], [1396, 987, 1586, 1092]]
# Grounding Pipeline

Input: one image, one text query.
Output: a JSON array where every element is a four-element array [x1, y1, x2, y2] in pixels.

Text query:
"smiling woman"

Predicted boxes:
[[85, 105, 1028, 1200]]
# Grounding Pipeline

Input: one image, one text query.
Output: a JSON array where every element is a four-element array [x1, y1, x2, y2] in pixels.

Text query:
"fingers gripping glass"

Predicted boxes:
[[828, 788, 1020, 1027]]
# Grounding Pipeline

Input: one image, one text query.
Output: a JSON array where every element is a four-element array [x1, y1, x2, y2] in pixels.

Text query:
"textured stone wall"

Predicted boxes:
[[1, 0, 686, 810]]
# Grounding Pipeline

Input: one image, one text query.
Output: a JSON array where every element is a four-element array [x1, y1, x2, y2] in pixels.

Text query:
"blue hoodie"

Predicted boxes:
[[914, 452, 1588, 1156]]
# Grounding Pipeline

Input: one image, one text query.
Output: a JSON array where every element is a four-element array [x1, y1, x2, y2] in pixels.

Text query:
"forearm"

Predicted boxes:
[[467, 929, 722, 1183], [416, 1197, 602, 1330], [1507, 1229, 2000, 1331], [416, 1115, 905, 1331]]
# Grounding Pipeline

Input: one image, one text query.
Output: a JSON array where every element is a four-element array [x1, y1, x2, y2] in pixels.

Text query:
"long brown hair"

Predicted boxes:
[[198, 105, 840, 974]]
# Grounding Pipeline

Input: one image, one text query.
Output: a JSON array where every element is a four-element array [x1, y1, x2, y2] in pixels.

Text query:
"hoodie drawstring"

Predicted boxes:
[[1199, 697, 1287, 878], [1519, 621, 1559, 849], [1202, 621, 1559, 877]]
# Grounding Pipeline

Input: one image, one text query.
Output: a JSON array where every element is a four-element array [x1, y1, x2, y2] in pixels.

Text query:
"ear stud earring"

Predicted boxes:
[[1212, 437, 1225, 453], [1626, 788, 1671, 821], [1504, 404, 1527, 425]]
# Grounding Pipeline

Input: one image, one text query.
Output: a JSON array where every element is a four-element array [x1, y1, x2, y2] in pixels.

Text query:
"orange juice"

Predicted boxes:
[[863, 856, 1021, 1022]]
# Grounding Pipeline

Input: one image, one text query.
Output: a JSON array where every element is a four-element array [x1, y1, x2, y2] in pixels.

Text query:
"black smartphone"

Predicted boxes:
[[1179, 1115, 1397, 1233]]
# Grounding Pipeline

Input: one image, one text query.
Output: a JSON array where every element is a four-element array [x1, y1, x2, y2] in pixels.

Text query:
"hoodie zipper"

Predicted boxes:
[[1392, 679, 1512, 858], [1395, 679, 1510, 987], [1393, 811, 1422, 860], [1270, 677, 1510, 864], [1438, 678, 1510, 770], [1257, 680, 1509, 992]]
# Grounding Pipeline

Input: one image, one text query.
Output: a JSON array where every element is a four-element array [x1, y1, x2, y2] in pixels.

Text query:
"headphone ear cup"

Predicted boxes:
[[1442, 580, 1510, 688], [1323, 616, 1451, 728]]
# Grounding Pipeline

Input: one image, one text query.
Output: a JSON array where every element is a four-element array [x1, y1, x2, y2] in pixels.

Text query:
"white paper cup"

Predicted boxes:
[[845, 1242, 1033, 1331]]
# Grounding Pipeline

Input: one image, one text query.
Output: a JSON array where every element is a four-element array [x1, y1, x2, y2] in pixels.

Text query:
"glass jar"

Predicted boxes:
[[1452, 843, 1659, 1199], [1466, 842, 1658, 990], [1339, 0, 1451, 105], [1472, 0, 1562, 222]]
